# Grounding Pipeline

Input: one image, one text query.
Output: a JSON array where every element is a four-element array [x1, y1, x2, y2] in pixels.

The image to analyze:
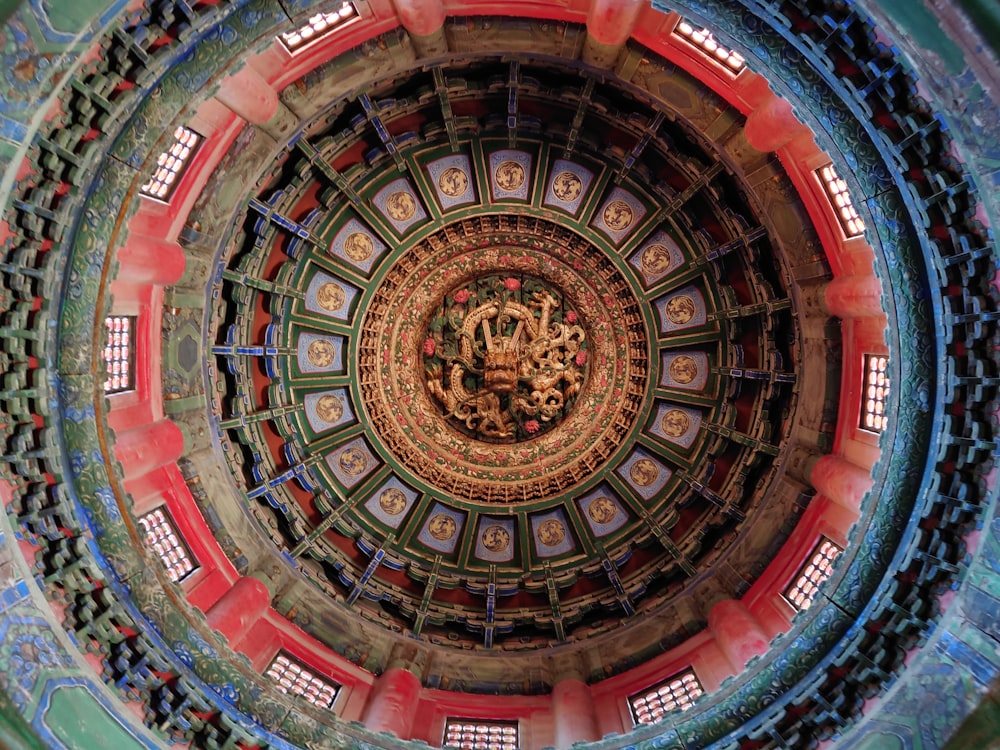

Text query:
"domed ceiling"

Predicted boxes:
[[1, 0, 997, 748], [200, 53, 802, 666]]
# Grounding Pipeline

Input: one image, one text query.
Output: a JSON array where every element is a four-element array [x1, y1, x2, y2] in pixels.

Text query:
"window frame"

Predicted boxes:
[[264, 651, 341, 710], [782, 536, 844, 612], [816, 163, 866, 238], [102, 314, 137, 395], [859, 353, 890, 434], [443, 717, 520, 749], [138, 506, 199, 583], [672, 20, 747, 75], [628, 668, 705, 726], [278, 1, 359, 53], [139, 125, 203, 203]]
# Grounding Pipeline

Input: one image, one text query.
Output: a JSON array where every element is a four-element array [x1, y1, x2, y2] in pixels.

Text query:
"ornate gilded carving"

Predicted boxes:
[[358, 216, 649, 502], [424, 275, 586, 441]]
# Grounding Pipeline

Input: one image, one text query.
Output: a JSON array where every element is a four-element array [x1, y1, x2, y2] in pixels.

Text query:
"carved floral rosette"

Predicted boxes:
[[359, 217, 648, 502]]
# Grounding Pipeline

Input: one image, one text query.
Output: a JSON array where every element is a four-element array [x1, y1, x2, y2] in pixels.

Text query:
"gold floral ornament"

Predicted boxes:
[[338, 447, 368, 476], [537, 518, 566, 546], [603, 199, 634, 231], [307, 339, 336, 368], [552, 171, 583, 202], [641, 244, 673, 276], [344, 232, 375, 262], [428, 513, 457, 541], [385, 190, 417, 221], [494, 160, 526, 192], [660, 408, 691, 437], [629, 458, 659, 487], [316, 282, 346, 312], [668, 355, 699, 385], [315, 394, 344, 423], [438, 167, 469, 197], [587, 496, 618, 524], [378, 488, 407, 516], [665, 294, 697, 325], [482, 525, 511, 552], [424, 275, 587, 441]]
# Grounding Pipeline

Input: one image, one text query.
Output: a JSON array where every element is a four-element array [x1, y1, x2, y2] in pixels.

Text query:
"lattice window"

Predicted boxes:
[[861, 354, 890, 433], [138, 508, 196, 583], [265, 653, 339, 709], [818, 164, 866, 237], [279, 2, 358, 52], [629, 669, 704, 725], [140, 125, 201, 201], [443, 719, 519, 749], [102, 315, 135, 394], [674, 21, 746, 73], [784, 537, 843, 611]]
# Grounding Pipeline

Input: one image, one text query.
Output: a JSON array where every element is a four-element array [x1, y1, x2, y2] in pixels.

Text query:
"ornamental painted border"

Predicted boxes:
[[0, 1, 990, 750]]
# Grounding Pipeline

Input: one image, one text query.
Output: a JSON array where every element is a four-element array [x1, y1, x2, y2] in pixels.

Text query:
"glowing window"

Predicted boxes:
[[265, 653, 339, 709], [818, 164, 866, 237], [279, 2, 358, 52], [140, 125, 201, 201], [674, 21, 746, 73], [861, 354, 890, 433], [629, 669, 704, 725], [443, 719, 519, 749], [784, 537, 843, 611], [102, 315, 135, 394], [138, 508, 196, 583]]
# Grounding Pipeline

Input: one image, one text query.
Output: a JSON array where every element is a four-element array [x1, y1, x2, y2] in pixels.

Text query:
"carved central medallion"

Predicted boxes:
[[423, 274, 587, 442], [358, 216, 649, 503]]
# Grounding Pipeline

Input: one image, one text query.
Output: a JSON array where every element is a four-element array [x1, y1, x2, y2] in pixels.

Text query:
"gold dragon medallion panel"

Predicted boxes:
[[358, 216, 650, 504]]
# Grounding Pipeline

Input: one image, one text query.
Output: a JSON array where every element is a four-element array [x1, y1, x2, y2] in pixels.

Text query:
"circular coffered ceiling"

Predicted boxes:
[[202, 54, 803, 665], [5, 0, 994, 748]]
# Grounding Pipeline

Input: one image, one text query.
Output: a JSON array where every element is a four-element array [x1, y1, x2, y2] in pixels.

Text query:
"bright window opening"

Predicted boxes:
[[279, 2, 358, 52], [102, 315, 135, 394], [138, 508, 196, 583], [818, 164, 866, 237], [784, 537, 843, 611], [265, 653, 339, 709], [140, 125, 201, 202], [443, 719, 519, 749], [629, 669, 704, 725], [861, 354, 890, 433], [674, 21, 746, 73]]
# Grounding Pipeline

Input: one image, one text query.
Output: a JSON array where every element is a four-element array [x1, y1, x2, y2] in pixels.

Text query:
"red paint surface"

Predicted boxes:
[[586, 0, 644, 47], [708, 599, 770, 671], [552, 679, 599, 747], [112, 419, 184, 478], [363, 668, 422, 737], [811, 454, 875, 513], [214, 65, 280, 125], [206, 576, 272, 642]]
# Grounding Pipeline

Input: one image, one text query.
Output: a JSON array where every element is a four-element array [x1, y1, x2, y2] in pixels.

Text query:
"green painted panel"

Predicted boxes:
[[854, 732, 905, 750], [959, 0, 1000, 58], [0, 0, 19, 27], [37, 0, 111, 31], [43, 685, 145, 750], [877, 0, 968, 74]]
